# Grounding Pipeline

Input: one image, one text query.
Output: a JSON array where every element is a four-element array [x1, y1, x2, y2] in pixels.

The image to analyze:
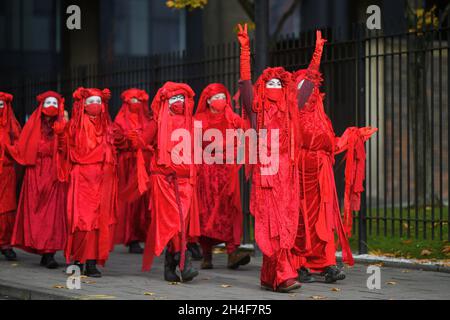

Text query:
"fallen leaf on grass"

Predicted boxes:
[[401, 239, 413, 245], [288, 293, 297, 297], [220, 284, 232, 288], [401, 270, 410, 273], [11, 263, 19, 267], [168, 282, 180, 285], [144, 292, 155, 296], [80, 275, 88, 279], [310, 295, 327, 300], [331, 288, 341, 292], [420, 249, 432, 256], [53, 285, 65, 289], [82, 280, 96, 284], [442, 246, 450, 254], [386, 281, 397, 285]]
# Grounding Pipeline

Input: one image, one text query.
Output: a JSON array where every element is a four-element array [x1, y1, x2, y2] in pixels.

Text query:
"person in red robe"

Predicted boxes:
[[142, 82, 200, 283], [65, 87, 118, 278], [0, 92, 21, 261], [293, 31, 377, 283], [194, 83, 251, 270], [237, 24, 302, 293], [112, 88, 156, 254], [8, 91, 68, 269]]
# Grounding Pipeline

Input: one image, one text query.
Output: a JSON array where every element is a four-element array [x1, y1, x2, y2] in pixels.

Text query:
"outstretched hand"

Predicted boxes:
[[237, 23, 250, 49], [359, 126, 378, 141]]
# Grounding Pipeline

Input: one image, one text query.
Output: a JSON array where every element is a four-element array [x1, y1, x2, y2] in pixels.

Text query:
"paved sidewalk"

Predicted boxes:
[[0, 246, 449, 300]]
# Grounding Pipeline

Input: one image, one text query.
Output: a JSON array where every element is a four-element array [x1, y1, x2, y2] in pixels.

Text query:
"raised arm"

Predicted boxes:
[[297, 30, 327, 109], [237, 23, 256, 128]]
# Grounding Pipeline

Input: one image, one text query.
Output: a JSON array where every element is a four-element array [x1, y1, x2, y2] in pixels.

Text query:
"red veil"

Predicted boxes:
[[0, 92, 21, 175], [142, 82, 200, 272], [114, 88, 154, 196], [65, 87, 116, 265], [7, 91, 67, 181]]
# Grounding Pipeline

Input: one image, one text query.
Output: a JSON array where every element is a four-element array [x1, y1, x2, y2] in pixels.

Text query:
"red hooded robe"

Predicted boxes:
[[9, 91, 68, 254], [142, 82, 200, 272], [65, 87, 118, 266], [194, 83, 248, 253], [112, 88, 157, 246], [293, 31, 377, 271], [239, 66, 300, 289], [0, 92, 21, 249]]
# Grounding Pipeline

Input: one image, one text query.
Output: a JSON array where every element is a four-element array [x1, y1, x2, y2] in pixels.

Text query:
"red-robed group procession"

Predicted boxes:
[[0, 26, 377, 293]]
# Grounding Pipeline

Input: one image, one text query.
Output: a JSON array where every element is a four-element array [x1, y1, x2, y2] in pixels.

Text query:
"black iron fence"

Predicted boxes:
[[2, 22, 449, 253]]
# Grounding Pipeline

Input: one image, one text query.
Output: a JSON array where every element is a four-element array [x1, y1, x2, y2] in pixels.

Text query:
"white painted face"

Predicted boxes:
[[207, 93, 226, 105], [265, 78, 282, 89], [169, 94, 185, 105], [297, 79, 305, 90], [0, 100, 4, 109], [86, 96, 102, 105], [130, 97, 140, 104], [43, 97, 59, 109]]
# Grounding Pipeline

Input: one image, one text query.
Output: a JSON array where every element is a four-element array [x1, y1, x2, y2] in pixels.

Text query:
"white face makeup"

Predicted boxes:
[[43, 97, 58, 109], [86, 96, 102, 105], [169, 94, 185, 105], [297, 79, 305, 90], [265, 78, 282, 89], [0, 100, 4, 109], [207, 93, 226, 105], [130, 97, 140, 104]]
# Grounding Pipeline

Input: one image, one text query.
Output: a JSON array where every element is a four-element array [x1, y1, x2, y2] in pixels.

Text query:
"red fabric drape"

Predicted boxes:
[[0, 92, 21, 248], [248, 67, 300, 258], [142, 82, 200, 272], [10, 91, 68, 254], [112, 88, 156, 246], [65, 87, 117, 266], [194, 83, 248, 249]]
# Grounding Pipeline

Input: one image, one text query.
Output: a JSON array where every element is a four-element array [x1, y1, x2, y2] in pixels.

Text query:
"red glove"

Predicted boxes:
[[307, 30, 327, 74], [359, 126, 378, 141], [237, 23, 251, 81]]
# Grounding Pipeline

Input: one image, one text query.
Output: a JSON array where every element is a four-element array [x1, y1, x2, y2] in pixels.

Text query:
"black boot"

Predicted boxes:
[[84, 260, 102, 278], [298, 267, 316, 283], [40, 253, 59, 269], [322, 265, 346, 283], [174, 251, 199, 282], [1, 249, 17, 261], [73, 261, 84, 274], [128, 241, 144, 254], [164, 250, 181, 282], [187, 243, 203, 261]]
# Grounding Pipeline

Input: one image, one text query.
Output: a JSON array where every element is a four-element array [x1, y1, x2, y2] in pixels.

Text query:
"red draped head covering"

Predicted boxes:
[[0, 92, 21, 174], [69, 87, 112, 158], [10, 91, 65, 167], [151, 82, 195, 167], [196, 83, 231, 114], [253, 67, 297, 163], [115, 88, 151, 131], [196, 83, 242, 127], [0, 92, 19, 131]]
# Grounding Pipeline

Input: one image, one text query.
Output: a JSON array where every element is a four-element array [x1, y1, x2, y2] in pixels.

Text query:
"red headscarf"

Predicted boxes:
[[0, 92, 21, 174], [151, 82, 195, 167], [69, 87, 112, 160], [115, 88, 153, 195], [195, 83, 244, 128], [115, 88, 151, 132], [10, 91, 65, 166], [253, 67, 297, 163]]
